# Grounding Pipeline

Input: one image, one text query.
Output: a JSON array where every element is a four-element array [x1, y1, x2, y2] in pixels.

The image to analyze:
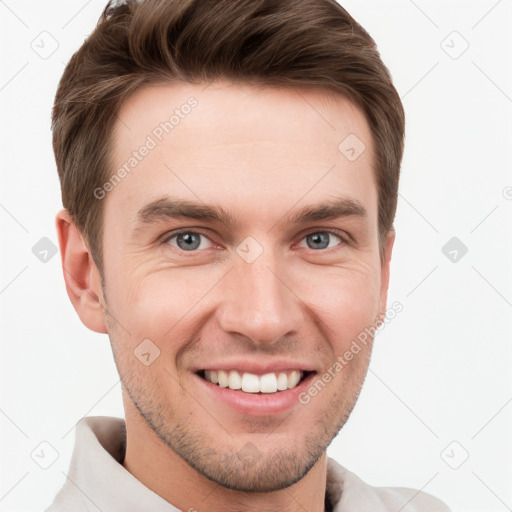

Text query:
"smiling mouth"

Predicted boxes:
[[196, 369, 313, 394]]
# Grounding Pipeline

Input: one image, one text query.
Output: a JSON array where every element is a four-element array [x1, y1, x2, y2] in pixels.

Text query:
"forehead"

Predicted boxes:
[[114, 80, 370, 152], [105, 80, 377, 233]]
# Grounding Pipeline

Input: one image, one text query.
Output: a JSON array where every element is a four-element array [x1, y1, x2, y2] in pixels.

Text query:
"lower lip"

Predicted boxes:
[[194, 372, 316, 416]]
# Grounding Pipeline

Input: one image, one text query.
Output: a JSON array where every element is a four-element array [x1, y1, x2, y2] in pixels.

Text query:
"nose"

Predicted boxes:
[[216, 247, 305, 346]]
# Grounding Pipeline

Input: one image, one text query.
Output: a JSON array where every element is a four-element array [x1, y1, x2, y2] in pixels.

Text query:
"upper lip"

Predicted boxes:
[[193, 359, 316, 375]]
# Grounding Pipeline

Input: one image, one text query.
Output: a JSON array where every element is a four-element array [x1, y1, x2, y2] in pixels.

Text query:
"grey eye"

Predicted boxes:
[[301, 232, 342, 250], [167, 232, 212, 251]]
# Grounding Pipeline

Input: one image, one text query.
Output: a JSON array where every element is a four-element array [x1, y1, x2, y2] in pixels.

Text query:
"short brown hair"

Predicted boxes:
[[52, 0, 405, 276]]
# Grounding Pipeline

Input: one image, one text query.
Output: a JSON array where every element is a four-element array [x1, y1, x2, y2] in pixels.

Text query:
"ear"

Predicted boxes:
[[55, 209, 107, 334], [378, 229, 395, 321]]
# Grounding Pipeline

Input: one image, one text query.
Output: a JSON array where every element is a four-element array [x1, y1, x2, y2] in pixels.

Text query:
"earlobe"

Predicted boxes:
[[55, 209, 108, 334]]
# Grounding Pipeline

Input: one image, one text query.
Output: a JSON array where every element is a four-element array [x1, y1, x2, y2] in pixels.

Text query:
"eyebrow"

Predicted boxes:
[[133, 195, 367, 233]]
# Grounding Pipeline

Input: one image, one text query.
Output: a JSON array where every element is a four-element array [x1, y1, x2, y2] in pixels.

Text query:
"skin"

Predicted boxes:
[[56, 80, 394, 512]]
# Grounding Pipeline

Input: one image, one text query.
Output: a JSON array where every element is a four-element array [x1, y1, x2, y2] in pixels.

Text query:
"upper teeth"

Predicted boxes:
[[204, 370, 303, 393]]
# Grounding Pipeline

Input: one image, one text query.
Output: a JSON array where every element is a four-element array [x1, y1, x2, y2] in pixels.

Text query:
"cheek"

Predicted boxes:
[[110, 266, 227, 341], [106, 250, 381, 352], [299, 264, 381, 348]]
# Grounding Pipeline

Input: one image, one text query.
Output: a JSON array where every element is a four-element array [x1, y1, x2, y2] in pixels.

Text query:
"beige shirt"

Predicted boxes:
[[45, 416, 451, 511]]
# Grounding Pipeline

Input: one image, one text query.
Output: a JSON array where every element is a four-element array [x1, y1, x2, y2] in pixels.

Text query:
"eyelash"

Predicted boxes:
[[161, 228, 350, 254]]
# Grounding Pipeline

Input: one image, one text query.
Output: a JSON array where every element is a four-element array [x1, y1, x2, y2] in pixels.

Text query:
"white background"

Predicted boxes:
[[1, 1, 511, 511]]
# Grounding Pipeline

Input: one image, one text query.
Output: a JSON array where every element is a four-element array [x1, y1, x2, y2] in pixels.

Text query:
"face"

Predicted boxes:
[[95, 81, 393, 492]]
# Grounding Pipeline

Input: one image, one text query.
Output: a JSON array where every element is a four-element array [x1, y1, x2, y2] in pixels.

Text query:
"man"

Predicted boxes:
[[46, 0, 451, 510]]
